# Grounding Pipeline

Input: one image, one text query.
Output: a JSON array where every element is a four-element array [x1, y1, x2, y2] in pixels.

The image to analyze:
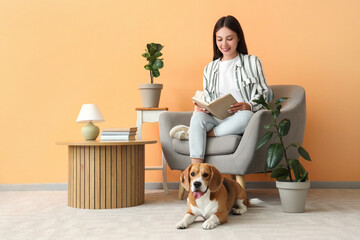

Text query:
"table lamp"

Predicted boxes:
[[76, 104, 105, 140]]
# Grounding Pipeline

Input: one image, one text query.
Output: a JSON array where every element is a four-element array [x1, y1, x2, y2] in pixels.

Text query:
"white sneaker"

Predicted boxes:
[[169, 125, 189, 140]]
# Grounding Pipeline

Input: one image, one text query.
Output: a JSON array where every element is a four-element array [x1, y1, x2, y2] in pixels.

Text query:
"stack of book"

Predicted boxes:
[[100, 127, 137, 141]]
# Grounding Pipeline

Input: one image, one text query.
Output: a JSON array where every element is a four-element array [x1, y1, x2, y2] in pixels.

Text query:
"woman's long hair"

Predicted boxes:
[[213, 15, 248, 60]]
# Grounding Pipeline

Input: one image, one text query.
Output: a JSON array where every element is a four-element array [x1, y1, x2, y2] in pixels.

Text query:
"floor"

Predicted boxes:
[[0, 189, 359, 240]]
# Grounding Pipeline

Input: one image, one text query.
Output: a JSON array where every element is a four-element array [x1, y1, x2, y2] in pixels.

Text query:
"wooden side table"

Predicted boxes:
[[136, 107, 168, 194], [57, 140, 156, 209]]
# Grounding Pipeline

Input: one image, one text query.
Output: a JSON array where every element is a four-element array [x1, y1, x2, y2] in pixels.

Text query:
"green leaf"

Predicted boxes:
[[288, 159, 301, 181], [252, 99, 263, 105], [278, 119, 291, 137], [271, 109, 279, 118], [149, 51, 163, 62], [146, 43, 152, 52], [270, 167, 289, 179], [264, 161, 268, 175], [298, 146, 311, 161], [152, 59, 164, 70], [266, 88, 274, 103], [142, 52, 150, 58], [151, 69, 160, 78], [144, 64, 151, 70], [273, 104, 282, 118], [147, 43, 157, 55], [278, 163, 285, 168], [277, 174, 289, 181], [299, 163, 308, 181], [275, 97, 289, 105], [154, 51, 163, 58], [300, 171, 308, 182], [299, 162, 306, 174], [252, 95, 270, 109], [266, 143, 284, 169], [155, 44, 164, 52], [256, 132, 273, 150], [259, 95, 270, 109], [252, 96, 265, 105]]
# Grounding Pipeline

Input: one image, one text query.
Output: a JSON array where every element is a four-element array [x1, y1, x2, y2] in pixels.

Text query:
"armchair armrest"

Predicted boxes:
[[233, 85, 306, 174], [159, 112, 193, 170]]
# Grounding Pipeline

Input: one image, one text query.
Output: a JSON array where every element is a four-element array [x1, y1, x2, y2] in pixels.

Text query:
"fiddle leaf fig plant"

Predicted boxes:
[[142, 43, 164, 84], [253, 88, 312, 182]]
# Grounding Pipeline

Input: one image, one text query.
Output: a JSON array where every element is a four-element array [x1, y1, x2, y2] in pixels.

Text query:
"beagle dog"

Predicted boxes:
[[176, 163, 262, 230]]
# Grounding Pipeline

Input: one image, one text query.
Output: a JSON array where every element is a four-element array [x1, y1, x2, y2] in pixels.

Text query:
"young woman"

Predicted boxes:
[[170, 15, 269, 164]]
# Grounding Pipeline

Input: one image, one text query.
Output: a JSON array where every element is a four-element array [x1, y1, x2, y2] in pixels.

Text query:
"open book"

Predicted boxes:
[[192, 91, 237, 120]]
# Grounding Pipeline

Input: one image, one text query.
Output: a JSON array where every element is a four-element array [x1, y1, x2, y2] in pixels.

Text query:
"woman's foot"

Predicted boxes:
[[169, 125, 189, 140]]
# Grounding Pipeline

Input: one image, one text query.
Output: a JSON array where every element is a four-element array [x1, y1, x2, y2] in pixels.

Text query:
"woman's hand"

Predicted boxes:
[[194, 102, 209, 113], [228, 102, 251, 113]]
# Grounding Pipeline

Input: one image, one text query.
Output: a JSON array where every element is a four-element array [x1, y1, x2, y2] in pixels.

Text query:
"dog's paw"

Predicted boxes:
[[202, 219, 217, 230], [232, 208, 242, 215], [232, 206, 247, 215], [176, 220, 188, 229]]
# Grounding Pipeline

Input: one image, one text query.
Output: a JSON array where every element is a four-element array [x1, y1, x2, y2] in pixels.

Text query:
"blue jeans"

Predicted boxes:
[[189, 111, 254, 159]]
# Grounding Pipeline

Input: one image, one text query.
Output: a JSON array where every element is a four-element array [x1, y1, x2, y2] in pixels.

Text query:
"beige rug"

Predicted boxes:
[[0, 189, 359, 240]]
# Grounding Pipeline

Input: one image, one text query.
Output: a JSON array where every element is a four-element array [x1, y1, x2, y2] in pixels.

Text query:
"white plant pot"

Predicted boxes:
[[138, 83, 163, 108], [276, 180, 310, 213]]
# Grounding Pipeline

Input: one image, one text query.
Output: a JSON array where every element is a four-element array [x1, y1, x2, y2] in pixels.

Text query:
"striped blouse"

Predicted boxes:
[[203, 53, 269, 112]]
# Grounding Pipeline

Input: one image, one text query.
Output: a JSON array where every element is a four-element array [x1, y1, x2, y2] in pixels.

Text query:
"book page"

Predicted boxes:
[[191, 91, 238, 120], [102, 128, 137, 132], [207, 94, 237, 120], [192, 91, 208, 109]]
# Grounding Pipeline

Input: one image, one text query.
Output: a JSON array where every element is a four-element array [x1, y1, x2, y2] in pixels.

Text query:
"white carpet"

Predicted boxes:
[[0, 189, 359, 240]]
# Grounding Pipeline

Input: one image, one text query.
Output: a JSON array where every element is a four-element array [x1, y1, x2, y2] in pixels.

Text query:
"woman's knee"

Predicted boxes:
[[213, 110, 253, 136], [190, 112, 216, 131], [190, 112, 211, 127], [234, 110, 254, 122]]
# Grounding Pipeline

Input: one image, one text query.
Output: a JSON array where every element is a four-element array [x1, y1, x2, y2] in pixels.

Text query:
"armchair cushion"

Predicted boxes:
[[172, 135, 242, 156]]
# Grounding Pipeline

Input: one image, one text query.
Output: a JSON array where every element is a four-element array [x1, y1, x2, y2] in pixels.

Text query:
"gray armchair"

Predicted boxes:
[[159, 85, 306, 198]]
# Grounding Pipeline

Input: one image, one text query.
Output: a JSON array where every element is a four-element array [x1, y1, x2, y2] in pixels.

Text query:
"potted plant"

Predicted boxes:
[[254, 89, 312, 213], [139, 43, 164, 108]]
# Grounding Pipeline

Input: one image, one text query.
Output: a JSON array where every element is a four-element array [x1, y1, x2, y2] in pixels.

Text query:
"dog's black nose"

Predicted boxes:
[[193, 181, 201, 188]]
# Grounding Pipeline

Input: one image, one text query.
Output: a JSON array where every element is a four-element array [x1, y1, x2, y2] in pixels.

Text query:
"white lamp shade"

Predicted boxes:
[[76, 104, 105, 123]]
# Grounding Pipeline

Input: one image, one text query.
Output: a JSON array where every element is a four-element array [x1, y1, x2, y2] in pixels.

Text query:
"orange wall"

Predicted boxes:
[[0, 0, 359, 184]]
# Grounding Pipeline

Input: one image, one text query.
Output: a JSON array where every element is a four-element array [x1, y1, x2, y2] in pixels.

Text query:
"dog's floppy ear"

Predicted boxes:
[[180, 164, 193, 192], [209, 165, 223, 192]]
